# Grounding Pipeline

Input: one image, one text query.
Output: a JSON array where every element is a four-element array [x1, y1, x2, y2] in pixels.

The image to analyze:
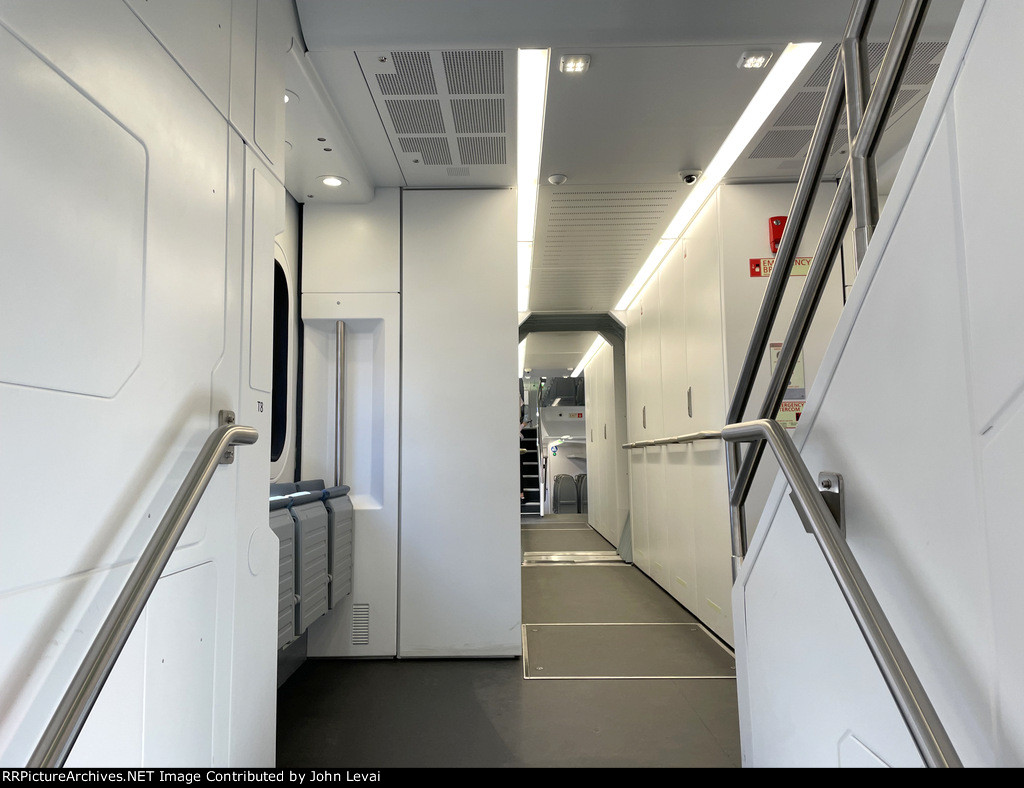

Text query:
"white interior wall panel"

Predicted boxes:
[[624, 301, 649, 571], [583, 342, 624, 546], [302, 189, 401, 294], [655, 242, 698, 611], [678, 196, 731, 641], [124, 0, 233, 114], [583, 342, 621, 546], [0, 0, 282, 766], [734, 0, 1023, 765], [301, 293, 401, 658], [300, 191, 402, 657], [400, 189, 520, 657]]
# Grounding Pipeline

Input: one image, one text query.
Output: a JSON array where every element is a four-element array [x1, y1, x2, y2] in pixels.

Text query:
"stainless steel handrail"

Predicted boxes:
[[720, 419, 961, 768], [29, 417, 259, 768], [621, 430, 721, 450], [726, 0, 929, 552], [335, 320, 345, 487]]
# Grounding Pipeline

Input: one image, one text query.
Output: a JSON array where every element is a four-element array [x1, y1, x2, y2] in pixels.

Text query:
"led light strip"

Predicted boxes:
[[517, 49, 550, 314], [571, 335, 607, 378], [614, 42, 821, 311]]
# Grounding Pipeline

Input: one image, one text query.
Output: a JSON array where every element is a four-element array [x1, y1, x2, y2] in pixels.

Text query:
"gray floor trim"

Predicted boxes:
[[522, 528, 616, 554], [522, 623, 736, 680]]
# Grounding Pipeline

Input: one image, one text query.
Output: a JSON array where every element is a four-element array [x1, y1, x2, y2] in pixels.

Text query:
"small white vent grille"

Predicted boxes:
[[457, 136, 506, 165], [451, 98, 505, 133], [377, 51, 437, 95], [399, 136, 452, 165], [443, 50, 504, 94], [351, 603, 370, 646], [748, 129, 813, 159], [385, 99, 445, 134], [447, 166, 471, 177], [774, 91, 826, 128]]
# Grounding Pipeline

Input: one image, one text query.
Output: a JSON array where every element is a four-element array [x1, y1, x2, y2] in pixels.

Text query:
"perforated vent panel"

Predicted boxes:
[[443, 50, 504, 94], [774, 91, 826, 128], [749, 129, 813, 159], [358, 48, 515, 186], [457, 136, 506, 165], [804, 42, 890, 88], [399, 136, 453, 165], [902, 42, 946, 84], [451, 98, 505, 133], [376, 51, 437, 95], [385, 99, 445, 134]]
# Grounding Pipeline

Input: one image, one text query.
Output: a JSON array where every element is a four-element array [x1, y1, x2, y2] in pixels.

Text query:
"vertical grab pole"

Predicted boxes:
[[335, 320, 345, 487]]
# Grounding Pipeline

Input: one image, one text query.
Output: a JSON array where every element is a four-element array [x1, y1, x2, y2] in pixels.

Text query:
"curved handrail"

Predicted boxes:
[[29, 416, 259, 768], [621, 430, 721, 449], [720, 419, 961, 768]]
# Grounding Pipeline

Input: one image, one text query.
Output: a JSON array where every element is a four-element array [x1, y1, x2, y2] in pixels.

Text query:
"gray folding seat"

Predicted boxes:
[[321, 485, 354, 607], [269, 496, 297, 650], [575, 474, 588, 514], [288, 490, 330, 634]]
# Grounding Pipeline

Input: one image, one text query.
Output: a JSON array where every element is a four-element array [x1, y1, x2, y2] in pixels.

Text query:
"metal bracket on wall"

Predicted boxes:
[[218, 410, 237, 464], [791, 471, 844, 538]]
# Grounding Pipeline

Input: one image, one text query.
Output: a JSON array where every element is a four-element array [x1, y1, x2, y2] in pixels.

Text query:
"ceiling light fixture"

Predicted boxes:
[[517, 48, 551, 313], [738, 51, 774, 69], [571, 336, 606, 378], [614, 41, 820, 311], [321, 176, 346, 187], [559, 55, 591, 74]]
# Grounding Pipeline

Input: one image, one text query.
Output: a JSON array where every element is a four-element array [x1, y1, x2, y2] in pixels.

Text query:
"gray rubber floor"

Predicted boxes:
[[522, 564, 698, 624], [521, 513, 590, 530], [523, 623, 737, 679], [276, 516, 740, 768], [521, 528, 615, 553]]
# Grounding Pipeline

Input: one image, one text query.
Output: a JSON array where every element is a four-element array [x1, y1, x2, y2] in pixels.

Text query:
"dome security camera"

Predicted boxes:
[[679, 170, 702, 185], [547, 173, 568, 186]]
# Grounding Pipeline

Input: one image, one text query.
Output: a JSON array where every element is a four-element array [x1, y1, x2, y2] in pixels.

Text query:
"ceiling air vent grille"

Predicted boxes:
[[902, 42, 946, 84], [774, 91, 826, 127], [451, 98, 505, 133], [443, 50, 504, 94], [457, 136, 506, 165], [377, 51, 437, 95], [749, 129, 813, 159], [385, 99, 445, 134], [447, 167, 471, 177], [399, 136, 452, 165], [351, 603, 370, 646], [804, 42, 890, 88]]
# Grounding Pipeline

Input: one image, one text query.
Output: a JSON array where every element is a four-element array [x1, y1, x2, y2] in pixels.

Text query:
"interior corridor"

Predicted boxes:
[[275, 514, 740, 768]]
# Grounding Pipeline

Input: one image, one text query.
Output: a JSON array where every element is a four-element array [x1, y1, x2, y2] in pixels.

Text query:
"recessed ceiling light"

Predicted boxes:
[[738, 51, 774, 69], [321, 176, 347, 187], [559, 55, 591, 74]]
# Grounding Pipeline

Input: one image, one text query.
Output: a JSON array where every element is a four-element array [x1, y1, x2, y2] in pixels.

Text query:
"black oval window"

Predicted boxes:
[[270, 261, 289, 462]]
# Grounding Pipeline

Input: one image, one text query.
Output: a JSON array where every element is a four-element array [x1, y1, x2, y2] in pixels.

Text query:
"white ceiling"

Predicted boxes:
[[290, 0, 964, 376]]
